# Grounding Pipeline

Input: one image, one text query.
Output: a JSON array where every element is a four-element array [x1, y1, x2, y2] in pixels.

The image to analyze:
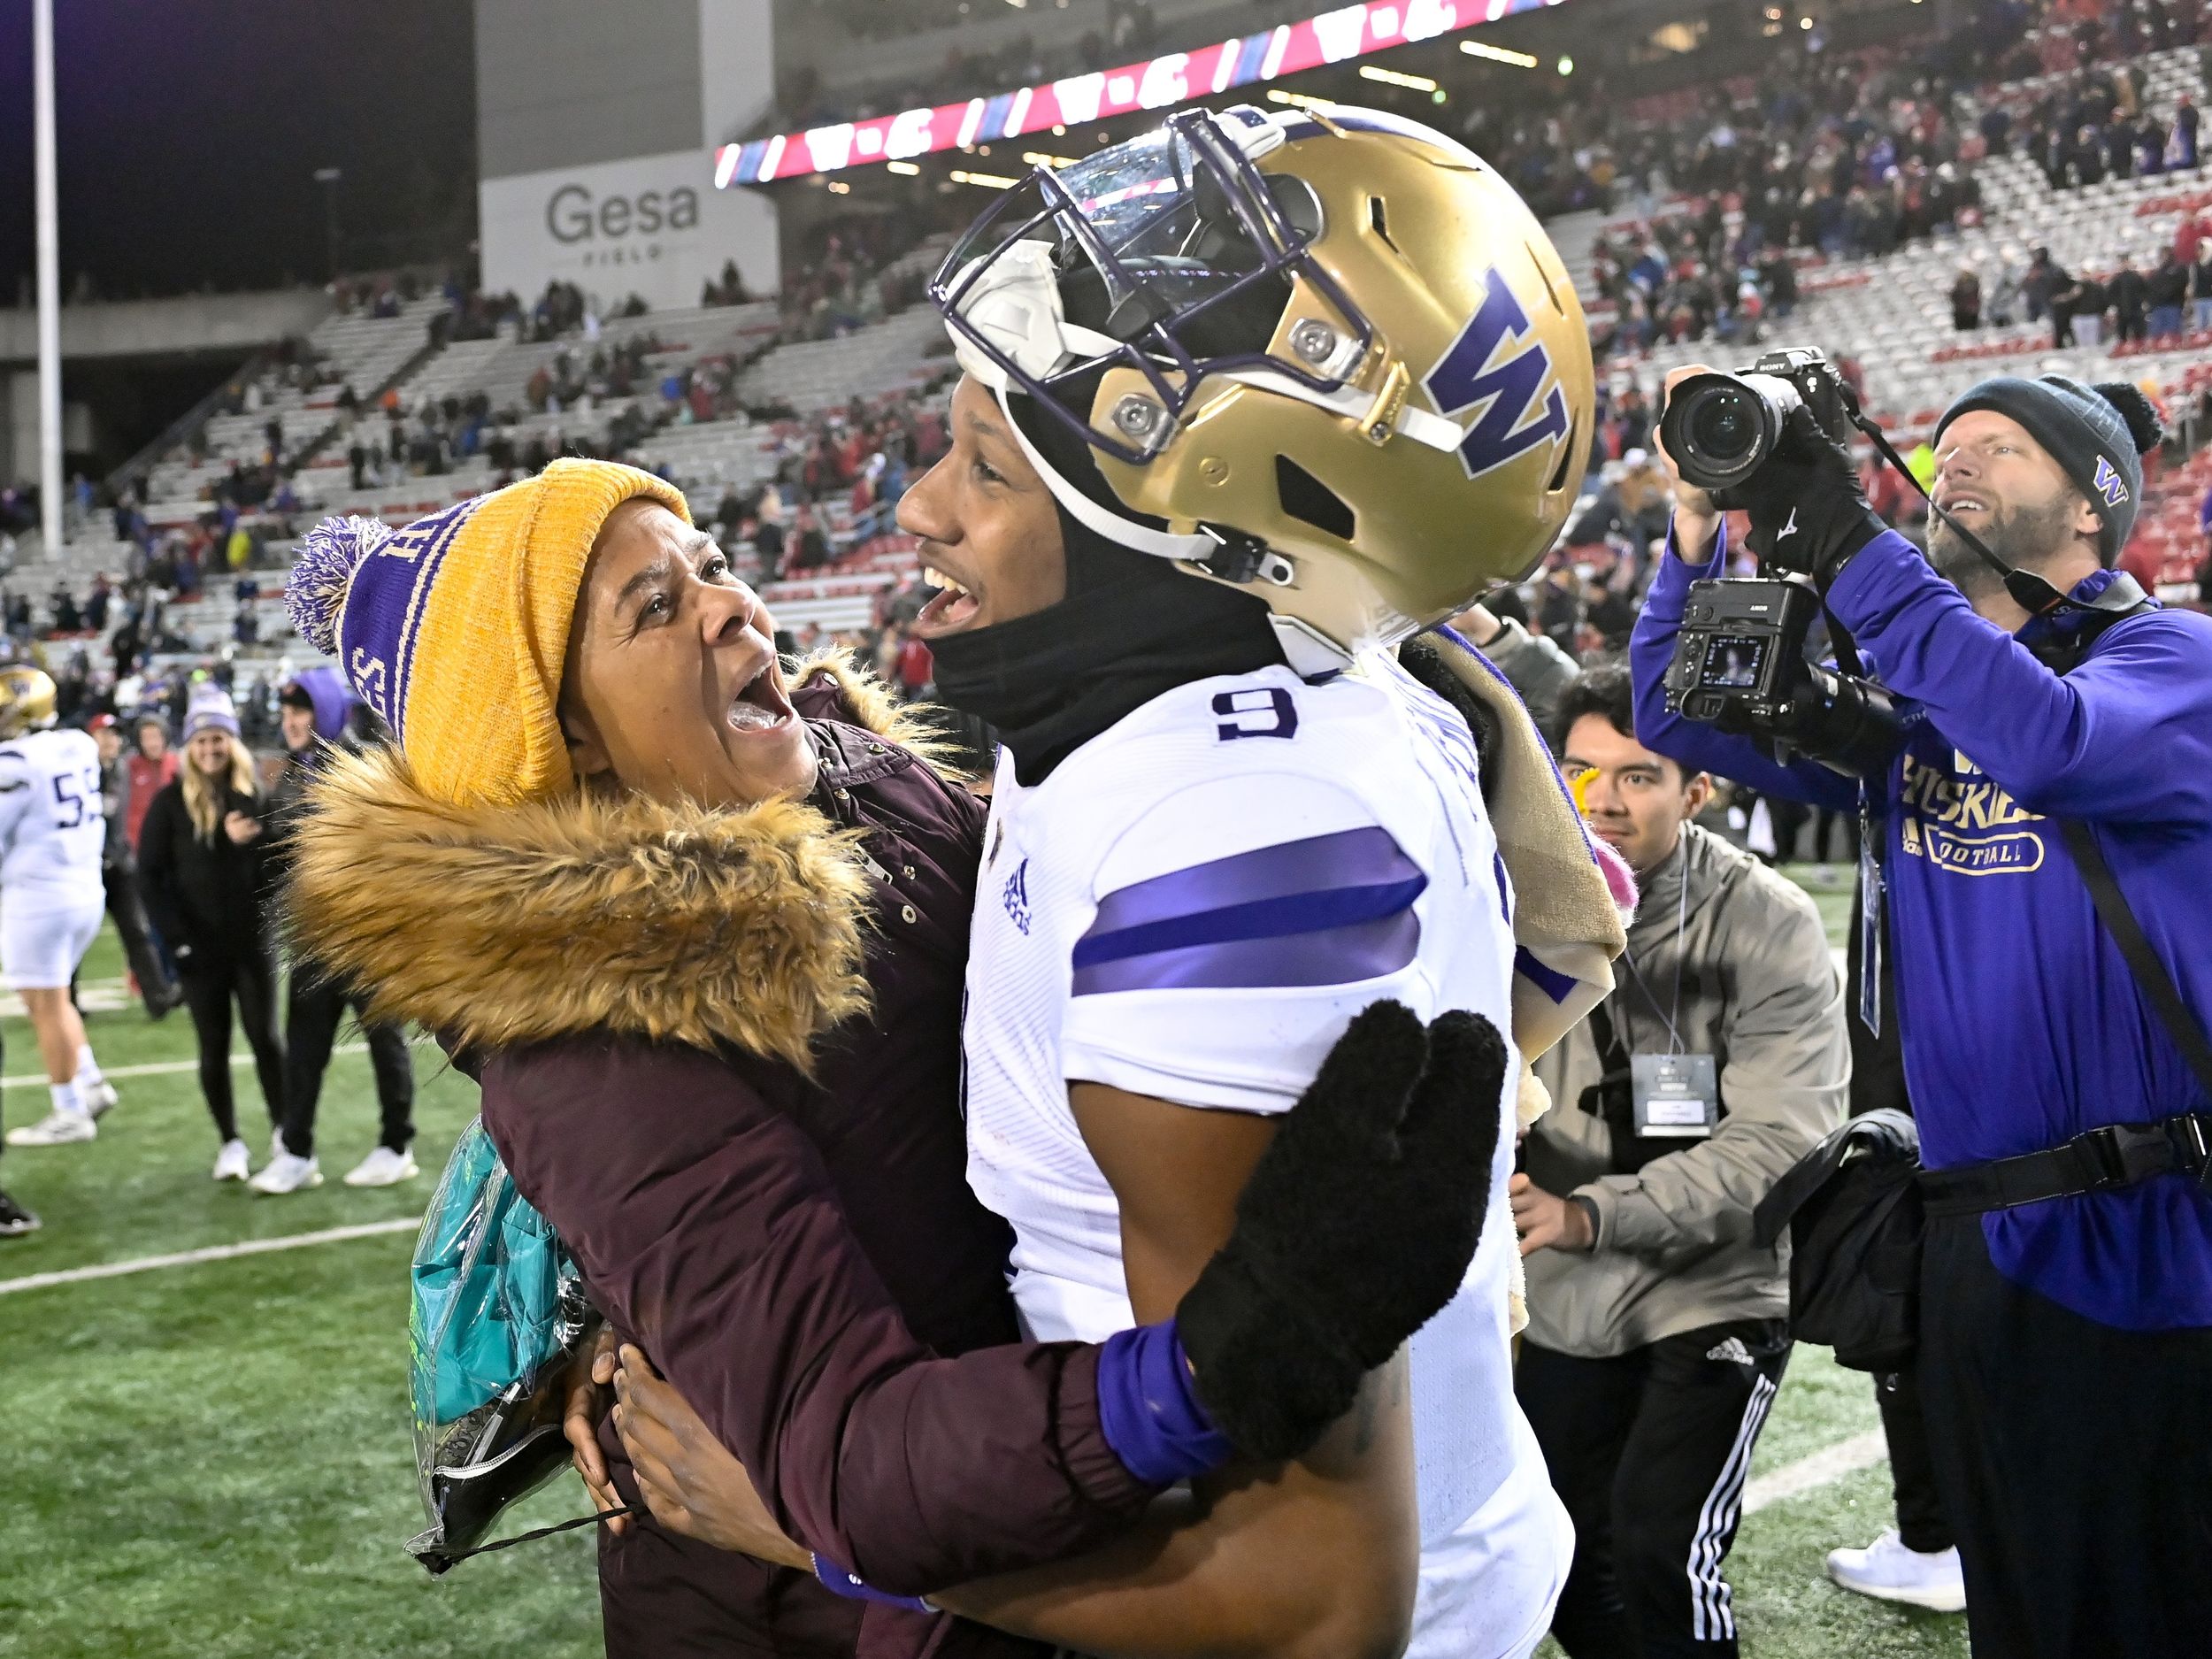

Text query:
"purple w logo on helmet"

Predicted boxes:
[[1424, 268, 1571, 481]]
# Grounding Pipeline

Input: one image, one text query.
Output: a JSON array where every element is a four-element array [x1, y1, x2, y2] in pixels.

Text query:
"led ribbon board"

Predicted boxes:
[[718, 0, 1561, 186]]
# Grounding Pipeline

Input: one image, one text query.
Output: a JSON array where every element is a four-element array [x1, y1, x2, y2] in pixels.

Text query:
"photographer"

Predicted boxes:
[[1634, 366, 2212, 1656], [1513, 665, 1846, 1658]]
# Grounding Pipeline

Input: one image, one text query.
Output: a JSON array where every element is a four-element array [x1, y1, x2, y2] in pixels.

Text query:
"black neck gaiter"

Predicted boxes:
[[924, 389, 1286, 785], [928, 504, 1286, 787]]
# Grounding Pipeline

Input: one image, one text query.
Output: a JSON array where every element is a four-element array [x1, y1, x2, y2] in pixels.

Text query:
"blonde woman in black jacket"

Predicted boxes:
[[136, 687, 287, 1181]]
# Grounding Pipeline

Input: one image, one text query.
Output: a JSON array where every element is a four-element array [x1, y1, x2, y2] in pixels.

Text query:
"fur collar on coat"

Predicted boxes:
[[283, 655, 937, 1071]]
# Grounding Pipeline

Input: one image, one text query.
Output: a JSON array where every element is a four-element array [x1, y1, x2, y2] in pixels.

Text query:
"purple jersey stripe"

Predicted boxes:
[[1071, 910, 1421, 995], [1515, 945, 1578, 1005], [1080, 826, 1421, 947], [1073, 874, 1428, 971]]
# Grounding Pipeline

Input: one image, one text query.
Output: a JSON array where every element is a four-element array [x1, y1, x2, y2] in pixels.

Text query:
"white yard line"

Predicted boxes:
[[3, 1036, 435, 1089], [1, 1102, 1895, 1509], [0, 1217, 421, 1296], [1744, 1427, 1890, 1514]]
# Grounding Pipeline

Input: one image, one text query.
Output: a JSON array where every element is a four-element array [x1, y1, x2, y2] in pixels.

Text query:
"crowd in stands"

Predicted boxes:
[[711, 217, 953, 342], [709, 382, 952, 584], [1940, 228, 2212, 342], [9, 0, 2210, 753], [1521, 0, 2208, 355]]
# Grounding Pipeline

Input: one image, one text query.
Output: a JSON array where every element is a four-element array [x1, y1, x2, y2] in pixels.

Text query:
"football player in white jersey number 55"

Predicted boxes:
[[0, 666, 120, 1183], [900, 106, 1609, 1657]]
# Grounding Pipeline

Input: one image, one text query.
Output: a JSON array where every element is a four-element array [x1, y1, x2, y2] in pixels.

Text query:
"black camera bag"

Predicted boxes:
[[1753, 1109, 1924, 1372]]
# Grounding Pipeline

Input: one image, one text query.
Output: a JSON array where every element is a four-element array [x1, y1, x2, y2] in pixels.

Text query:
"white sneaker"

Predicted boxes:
[[1824, 1529, 1967, 1613], [212, 1138, 252, 1182], [6, 1109, 96, 1147], [342, 1145, 419, 1187], [249, 1150, 323, 1195], [271, 1126, 287, 1164], [81, 1080, 118, 1121]]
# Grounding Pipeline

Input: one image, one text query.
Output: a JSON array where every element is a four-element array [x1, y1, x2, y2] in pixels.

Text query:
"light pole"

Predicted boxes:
[[315, 167, 344, 283], [32, 0, 63, 556]]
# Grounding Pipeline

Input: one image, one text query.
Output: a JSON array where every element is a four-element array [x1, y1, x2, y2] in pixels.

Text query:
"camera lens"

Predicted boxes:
[[1660, 371, 1787, 491], [1689, 390, 1756, 462]]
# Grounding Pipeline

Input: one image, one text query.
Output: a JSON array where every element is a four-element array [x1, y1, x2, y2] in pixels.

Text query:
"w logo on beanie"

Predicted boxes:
[[2093, 455, 2130, 509]]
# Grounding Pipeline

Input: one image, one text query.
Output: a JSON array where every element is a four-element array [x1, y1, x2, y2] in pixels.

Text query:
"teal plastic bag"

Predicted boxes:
[[405, 1118, 594, 1572]]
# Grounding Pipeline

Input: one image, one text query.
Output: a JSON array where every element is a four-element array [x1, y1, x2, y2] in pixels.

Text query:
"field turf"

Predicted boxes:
[[2, 891, 1967, 1658]]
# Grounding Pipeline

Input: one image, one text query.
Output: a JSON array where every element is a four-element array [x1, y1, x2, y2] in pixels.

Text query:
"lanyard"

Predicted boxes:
[[1614, 848, 1691, 1056]]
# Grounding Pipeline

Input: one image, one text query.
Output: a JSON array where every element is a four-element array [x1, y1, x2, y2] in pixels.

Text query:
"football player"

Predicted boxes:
[[1, 666, 119, 1155], [897, 105, 1610, 1658]]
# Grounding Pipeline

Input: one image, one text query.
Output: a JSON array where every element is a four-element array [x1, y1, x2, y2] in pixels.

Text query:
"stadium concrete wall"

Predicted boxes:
[[475, 0, 778, 313], [0, 291, 333, 368]]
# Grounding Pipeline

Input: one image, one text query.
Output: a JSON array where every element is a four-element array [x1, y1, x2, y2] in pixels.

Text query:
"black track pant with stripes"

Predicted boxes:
[[1519, 1320, 1792, 1659]]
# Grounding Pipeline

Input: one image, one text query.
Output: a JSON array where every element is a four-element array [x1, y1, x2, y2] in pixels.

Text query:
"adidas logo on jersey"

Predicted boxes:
[[1706, 1337, 1755, 1367]]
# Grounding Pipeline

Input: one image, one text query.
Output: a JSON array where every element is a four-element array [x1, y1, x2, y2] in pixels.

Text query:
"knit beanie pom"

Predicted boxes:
[[2089, 382, 2163, 457], [289, 515, 395, 656]]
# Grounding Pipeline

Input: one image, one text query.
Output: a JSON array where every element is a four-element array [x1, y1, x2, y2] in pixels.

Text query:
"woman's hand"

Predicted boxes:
[[223, 810, 263, 845], [612, 1345, 812, 1569], [563, 1324, 627, 1535], [1655, 364, 1723, 564]]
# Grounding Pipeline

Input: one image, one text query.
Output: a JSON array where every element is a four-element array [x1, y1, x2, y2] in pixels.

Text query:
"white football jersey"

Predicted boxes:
[[963, 657, 1570, 1659], [0, 727, 107, 909]]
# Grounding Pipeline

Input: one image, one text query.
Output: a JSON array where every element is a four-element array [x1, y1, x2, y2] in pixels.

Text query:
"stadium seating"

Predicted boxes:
[[140, 296, 457, 526], [32, 39, 2210, 682], [1573, 43, 2209, 592]]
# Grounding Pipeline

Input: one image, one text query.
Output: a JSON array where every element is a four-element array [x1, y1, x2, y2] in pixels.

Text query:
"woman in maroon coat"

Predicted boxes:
[[288, 472, 1497, 1657]]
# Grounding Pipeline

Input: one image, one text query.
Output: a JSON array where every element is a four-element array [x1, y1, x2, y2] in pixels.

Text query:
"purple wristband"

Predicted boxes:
[[1095, 1317, 1234, 1486], [810, 1553, 936, 1615]]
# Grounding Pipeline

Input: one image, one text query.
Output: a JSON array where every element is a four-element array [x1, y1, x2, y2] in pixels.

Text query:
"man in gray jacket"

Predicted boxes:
[[1509, 665, 1847, 1659]]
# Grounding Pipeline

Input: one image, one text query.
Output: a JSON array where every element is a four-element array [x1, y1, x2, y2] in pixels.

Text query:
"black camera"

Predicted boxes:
[[1659, 348, 1908, 777], [1663, 574, 1906, 776], [1658, 347, 1857, 495]]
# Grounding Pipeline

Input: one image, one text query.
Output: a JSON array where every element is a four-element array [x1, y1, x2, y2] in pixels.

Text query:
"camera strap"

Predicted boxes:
[[1848, 413, 2151, 624], [2057, 818, 2212, 1118], [1914, 653, 2212, 1216]]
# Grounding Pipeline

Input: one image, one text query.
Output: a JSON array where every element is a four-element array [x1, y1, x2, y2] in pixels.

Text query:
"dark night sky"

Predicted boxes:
[[0, 0, 477, 301]]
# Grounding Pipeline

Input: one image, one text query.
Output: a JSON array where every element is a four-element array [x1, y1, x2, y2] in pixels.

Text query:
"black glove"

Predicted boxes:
[[1715, 404, 1886, 579], [1176, 1001, 1508, 1463]]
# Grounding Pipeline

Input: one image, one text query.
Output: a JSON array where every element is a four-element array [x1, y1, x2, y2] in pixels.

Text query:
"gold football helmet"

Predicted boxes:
[[933, 103, 1594, 670], [0, 666, 58, 741]]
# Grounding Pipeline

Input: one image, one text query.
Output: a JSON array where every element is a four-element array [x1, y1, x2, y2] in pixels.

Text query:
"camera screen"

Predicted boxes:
[[1701, 635, 1768, 690]]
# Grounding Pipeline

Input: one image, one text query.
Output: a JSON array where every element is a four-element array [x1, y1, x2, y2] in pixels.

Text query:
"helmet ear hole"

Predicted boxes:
[[1367, 196, 1400, 254], [1547, 420, 1578, 495], [1526, 242, 1565, 315], [1267, 175, 1325, 242], [1275, 455, 1356, 541]]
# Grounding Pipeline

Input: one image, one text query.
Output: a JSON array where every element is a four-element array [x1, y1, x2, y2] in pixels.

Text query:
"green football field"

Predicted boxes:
[[1, 889, 1967, 1659]]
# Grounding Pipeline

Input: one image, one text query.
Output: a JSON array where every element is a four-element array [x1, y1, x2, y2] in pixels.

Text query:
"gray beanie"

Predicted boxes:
[[1934, 375, 2163, 564]]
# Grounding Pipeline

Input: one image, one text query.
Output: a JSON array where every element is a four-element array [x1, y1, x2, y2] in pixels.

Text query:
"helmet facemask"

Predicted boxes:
[[934, 108, 1370, 474]]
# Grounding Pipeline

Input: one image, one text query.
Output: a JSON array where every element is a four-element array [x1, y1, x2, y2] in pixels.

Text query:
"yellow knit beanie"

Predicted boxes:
[[287, 458, 691, 808]]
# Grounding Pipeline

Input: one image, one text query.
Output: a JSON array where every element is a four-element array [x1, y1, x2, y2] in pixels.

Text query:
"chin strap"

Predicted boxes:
[[989, 382, 1219, 564], [1848, 410, 2147, 623]]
